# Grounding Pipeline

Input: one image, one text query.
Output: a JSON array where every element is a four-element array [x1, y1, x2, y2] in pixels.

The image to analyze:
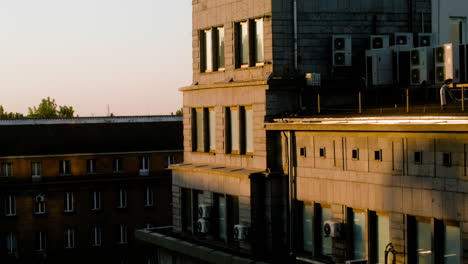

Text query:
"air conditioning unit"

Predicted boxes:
[[233, 224, 249, 241], [365, 48, 393, 86], [333, 35, 352, 66], [197, 219, 210, 234], [434, 43, 460, 84], [394, 33, 413, 48], [35, 195, 45, 202], [370, 35, 390, 49], [198, 204, 211, 219], [410, 47, 434, 85], [345, 260, 367, 264], [418, 33, 433, 47], [323, 220, 342, 238]]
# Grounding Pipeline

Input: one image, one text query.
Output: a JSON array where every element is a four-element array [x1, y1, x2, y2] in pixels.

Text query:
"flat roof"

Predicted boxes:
[[0, 115, 182, 126]]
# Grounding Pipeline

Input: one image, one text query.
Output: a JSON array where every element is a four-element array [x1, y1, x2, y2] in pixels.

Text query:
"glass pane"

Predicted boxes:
[[218, 27, 225, 69], [218, 196, 226, 239], [450, 21, 461, 44], [444, 225, 460, 264], [321, 207, 332, 256], [196, 109, 203, 151], [245, 108, 253, 153], [240, 22, 249, 65], [353, 211, 366, 260], [416, 221, 432, 264], [205, 29, 212, 71], [255, 19, 264, 63], [376, 215, 390, 264], [302, 204, 313, 252], [230, 108, 240, 153], [209, 110, 216, 151]]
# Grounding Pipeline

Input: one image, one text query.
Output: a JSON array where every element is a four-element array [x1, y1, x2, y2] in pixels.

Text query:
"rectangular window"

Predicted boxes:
[[91, 225, 102, 247], [181, 188, 193, 232], [254, 18, 264, 64], [217, 27, 225, 69], [414, 151, 423, 164], [64, 192, 74, 212], [302, 203, 314, 253], [1, 163, 12, 177], [87, 159, 96, 174], [35, 194, 46, 214], [317, 204, 332, 256], [228, 107, 240, 154], [442, 222, 461, 264], [6, 232, 17, 256], [370, 212, 390, 264], [237, 21, 249, 67], [118, 224, 128, 244], [349, 209, 366, 260], [117, 189, 127, 209], [59, 160, 71, 176], [443, 152, 452, 166], [164, 155, 175, 168], [139, 156, 150, 176], [319, 148, 326, 158], [209, 108, 216, 152], [31, 162, 42, 179], [91, 191, 101, 211], [144, 187, 154, 207], [5, 195, 16, 216], [450, 18, 465, 44], [374, 150, 382, 161], [113, 158, 123, 172], [217, 195, 227, 240], [204, 29, 213, 72], [64, 228, 75, 249], [409, 217, 432, 264], [352, 149, 359, 160], [245, 106, 253, 154], [36, 231, 46, 251]]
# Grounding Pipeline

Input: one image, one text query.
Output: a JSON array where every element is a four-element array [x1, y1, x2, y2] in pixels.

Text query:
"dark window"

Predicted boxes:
[[443, 152, 452, 166], [112, 158, 123, 172], [414, 151, 423, 164], [59, 160, 71, 175], [139, 156, 150, 176], [319, 148, 326, 158], [374, 150, 382, 161], [352, 149, 359, 160], [86, 159, 96, 174], [300, 147, 307, 157]]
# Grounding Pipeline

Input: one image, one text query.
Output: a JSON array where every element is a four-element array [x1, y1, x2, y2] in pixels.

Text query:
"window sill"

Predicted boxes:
[[34, 212, 47, 217], [235, 64, 265, 71], [192, 151, 216, 156], [200, 69, 225, 74]]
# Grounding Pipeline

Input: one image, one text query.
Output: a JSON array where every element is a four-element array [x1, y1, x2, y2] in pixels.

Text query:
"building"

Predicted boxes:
[[432, 0, 468, 45], [136, 0, 468, 263], [0, 116, 182, 264]]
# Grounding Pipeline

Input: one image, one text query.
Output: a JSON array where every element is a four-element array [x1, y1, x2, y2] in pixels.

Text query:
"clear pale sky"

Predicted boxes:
[[0, 1, 192, 116]]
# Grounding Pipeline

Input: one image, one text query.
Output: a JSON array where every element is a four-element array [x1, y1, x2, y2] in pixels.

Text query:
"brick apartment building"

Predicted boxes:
[[136, 0, 467, 263], [0, 116, 182, 264]]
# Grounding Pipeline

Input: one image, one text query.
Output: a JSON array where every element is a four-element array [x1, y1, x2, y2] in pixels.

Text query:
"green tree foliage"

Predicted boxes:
[[27, 97, 75, 119], [171, 108, 183, 116], [0, 105, 25, 119]]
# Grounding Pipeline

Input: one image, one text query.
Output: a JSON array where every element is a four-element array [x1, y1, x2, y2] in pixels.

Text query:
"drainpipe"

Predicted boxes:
[[285, 131, 296, 258], [293, 0, 298, 71]]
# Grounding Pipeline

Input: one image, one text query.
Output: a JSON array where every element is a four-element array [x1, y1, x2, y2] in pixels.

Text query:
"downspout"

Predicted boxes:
[[293, 0, 298, 71], [286, 130, 296, 258]]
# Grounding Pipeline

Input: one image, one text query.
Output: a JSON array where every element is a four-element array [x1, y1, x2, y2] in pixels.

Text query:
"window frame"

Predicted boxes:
[[36, 231, 46, 252], [64, 228, 75, 249], [117, 188, 127, 209], [113, 157, 123, 173], [91, 225, 102, 247], [35, 194, 46, 215], [118, 224, 128, 244], [139, 156, 150, 176], [59, 160, 71, 176], [374, 149, 382, 161], [86, 159, 97, 174], [91, 191, 102, 211], [6, 232, 17, 256], [236, 20, 250, 68], [351, 149, 360, 160], [319, 148, 326, 158], [414, 151, 423, 164], [64, 192, 74, 213], [5, 194, 16, 216], [31, 162, 42, 179], [1, 162, 13, 177], [144, 186, 154, 207]]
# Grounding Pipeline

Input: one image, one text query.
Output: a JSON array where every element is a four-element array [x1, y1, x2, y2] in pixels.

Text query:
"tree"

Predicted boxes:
[[175, 108, 183, 116], [58, 105, 75, 118], [27, 97, 75, 119], [0, 105, 25, 120]]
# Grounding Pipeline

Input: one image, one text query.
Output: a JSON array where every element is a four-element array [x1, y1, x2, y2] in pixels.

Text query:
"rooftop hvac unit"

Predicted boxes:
[[370, 35, 390, 49], [434, 43, 460, 84], [233, 224, 248, 241], [323, 220, 342, 238], [418, 33, 433, 47], [345, 260, 367, 264], [35, 194, 45, 203], [198, 204, 211, 219], [410, 47, 434, 85], [365, 48, 393, 86], [394, 33, 414, 48], [332, 35, 352, 66], [197, 219, 210, 234]]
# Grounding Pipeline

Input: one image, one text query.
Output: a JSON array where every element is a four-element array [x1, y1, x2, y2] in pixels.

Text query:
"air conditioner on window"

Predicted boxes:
[[35, 195, 45, 202], [393, 33, 413, 48], [197, 219, 210, 234], [332, 35, 352, 66], [370, 35, 390, 49], [434, 43, 460, 84], [418, 33, 433, 47], [410, 47, 434, 85], [345, 260, 367, 264], [323, 220, 342, 238], [365, 48, 393, 86], [233, 224, 249, 241], [198, 204, 211, 219]]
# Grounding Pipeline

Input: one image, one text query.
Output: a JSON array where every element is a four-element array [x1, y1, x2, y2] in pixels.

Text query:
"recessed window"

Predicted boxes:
[[139, 156, 150, 176], [443, 152, 452, 166], [209, 108, 216, 152], [374, 150, 382, 161], [301, 202, 313, 253], [64, 228, 75, 249], [86, 159, 96, 174], [300, 147, 307, 157], [164, 155, 175, 169], [414, 151, 423, 164], [236, 21, 249, 68], [91, 225, 102, 247], [91, 191, 102, 211], [118, 224, 128, 244], [352, 149, 359, 160], [349, 209, 366, 260], [5, 195, 16, 216], [31, 162, 42, 180], [117, 189, 127, 209], [36, 231, 46, 252], [1, 163, 12, 177], [369, 212, 390, 264], [254, 18, 264, 65], [64, 192, 74, 212], [235, 18, 264, 68], [318, 204, 332, 256], [59, 160, 71, 176], [200, 26, 224, 72], [319, 148, 326, 158], [6, 232, 17, 257], [225, 106, 253, 155], [35, 194, 46, 215], [113, 158, 123, 173], [144, 187, 154, 207]]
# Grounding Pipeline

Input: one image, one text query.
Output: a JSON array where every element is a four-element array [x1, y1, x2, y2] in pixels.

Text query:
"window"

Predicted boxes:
[[254, 18, 264, 64], [450, 17, 465, 44], [59, 160, 71, 175], [319, 148, 326, 158], [5, 194, 16, 216], [91, 225, 102, 247], [31, 162, 42, 179], [113, 158, 123, 173], [181, 188, 193, 232], [164, 155, 175, 169], [6, 232, 17, 256], [352, 149, 359, 160], [216, 195, 227, 240], [192, 107, 215, 153], [214, 194, 239, 241], [202, 28, 213, 72], [1, 163, 12, 177], [301, 202, 314, 253], [144, 187, 154, 207], [408, 217, 432, 264], [139, 156, 150, 176], [369, 212, 390, 264], [414, 151, 423, 164], [245, 106, 253, 154], [237, 21, 249, 67], [374, 149, 382, 161], [64, 192, 74, 212], [64, 228, 75, 249], [118, 224, 128, 244], [87, 159, 96, 174], [300, 147, 307, 157], [349, 209, 366, 260], [216, 27, 225, 69], [440, 221, 461, 264], [35, 194, 46, 214], [209, 108, 216, 152], [235, 18, 264, 68], [117, 189, 127, 209], [36, 231, 46, 251], [317, 204, 332, 256], [91, 191, 101, 211], [200, 26, 224, 72], [226, 106, 252, 155], [443, 152, 452, 166]]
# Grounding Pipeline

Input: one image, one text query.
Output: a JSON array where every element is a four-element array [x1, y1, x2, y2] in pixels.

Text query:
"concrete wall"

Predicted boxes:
[[432, 0, 468, 45]]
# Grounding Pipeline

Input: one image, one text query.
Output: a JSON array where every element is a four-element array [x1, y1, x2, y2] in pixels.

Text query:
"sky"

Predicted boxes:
[[0, 1, 192, 116]]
